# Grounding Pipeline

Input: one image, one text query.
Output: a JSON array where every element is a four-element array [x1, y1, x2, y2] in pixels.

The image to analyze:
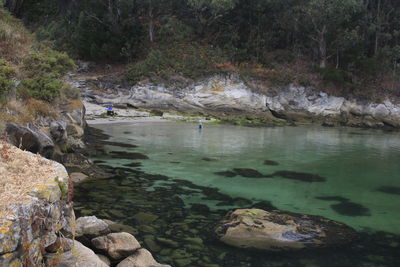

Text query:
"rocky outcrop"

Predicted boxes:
[[215, 209, 357, 251], [80, 74, 400, 129], [0, 153, 74, 266], [80, 75, 276, 121]]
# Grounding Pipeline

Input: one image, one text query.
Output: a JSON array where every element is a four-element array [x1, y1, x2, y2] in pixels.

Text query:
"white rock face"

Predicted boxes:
[[80, 74, 400, 128]]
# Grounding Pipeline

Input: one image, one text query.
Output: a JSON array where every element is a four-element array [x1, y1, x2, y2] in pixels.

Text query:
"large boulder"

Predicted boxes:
[[215, 209, 356, 251], [91, 232, 141, 260], [45, 240, 109, 267], [76, 216, 110, 238], [116, 248, 171, 267], [5, 122, 54, 158]]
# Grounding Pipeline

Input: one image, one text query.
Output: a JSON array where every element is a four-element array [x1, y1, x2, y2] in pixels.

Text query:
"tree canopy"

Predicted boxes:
[[4, 0, 400, 95]]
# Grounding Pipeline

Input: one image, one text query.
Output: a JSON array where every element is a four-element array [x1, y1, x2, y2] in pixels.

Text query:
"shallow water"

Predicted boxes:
[[74, 122, 400, 266]]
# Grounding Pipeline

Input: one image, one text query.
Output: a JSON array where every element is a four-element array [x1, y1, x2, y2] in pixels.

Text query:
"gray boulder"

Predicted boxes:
[[91, 232, 141, 260], [76, 216, 110, 238], [5, 122, 54, 158], [215, 208, 356, 251], [45, 240, 108, 267], [116, 248, 171, 267]]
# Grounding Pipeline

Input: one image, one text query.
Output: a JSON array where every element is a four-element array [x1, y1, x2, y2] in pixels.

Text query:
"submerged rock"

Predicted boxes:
[[315, 196, 349, 202], [315, 196, 370, 216], [331, 201, 371, 217], [202, 157, 217, 162], [232, 168, 265, 178], [214, 171, 237, 177], [215, 209, 356, 251], [109, 151, 149, 160], [375, 186, 400, 195], [269, 170, 326, 182], [263, 160, 280, 166]]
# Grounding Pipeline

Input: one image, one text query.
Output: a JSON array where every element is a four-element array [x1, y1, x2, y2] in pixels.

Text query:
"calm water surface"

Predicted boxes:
[[74, 122, 400, 266]]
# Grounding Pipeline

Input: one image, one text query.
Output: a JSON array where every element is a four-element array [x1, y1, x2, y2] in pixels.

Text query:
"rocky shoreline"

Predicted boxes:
[[72, 72, 400, 130]]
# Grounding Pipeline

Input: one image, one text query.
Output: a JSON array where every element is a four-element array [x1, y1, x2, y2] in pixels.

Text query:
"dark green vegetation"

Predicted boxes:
[[4, 0, 400, 98]]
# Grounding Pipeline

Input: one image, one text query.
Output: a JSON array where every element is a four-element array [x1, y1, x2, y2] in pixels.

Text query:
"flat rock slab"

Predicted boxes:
[[215, 209, 356, 251]]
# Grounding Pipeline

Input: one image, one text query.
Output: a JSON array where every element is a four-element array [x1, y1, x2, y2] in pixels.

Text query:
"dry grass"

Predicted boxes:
[[0, 99, 58, 128], [0, 8, 32, 65], [0, 140, 55, 224]]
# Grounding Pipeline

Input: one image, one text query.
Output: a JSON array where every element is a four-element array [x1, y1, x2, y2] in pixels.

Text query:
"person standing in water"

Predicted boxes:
[[198, 119, 203, 130]]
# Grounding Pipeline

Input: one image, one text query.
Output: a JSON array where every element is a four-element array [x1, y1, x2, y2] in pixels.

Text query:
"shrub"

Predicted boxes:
[[317, 67, 350, 85], [26, 98, 56, 118], [125, 43, 226, 83], [61, 84, 80, 100], [18, 74, 63, 102], [0, 59, 14, 101], [22, 48, 76, 78]]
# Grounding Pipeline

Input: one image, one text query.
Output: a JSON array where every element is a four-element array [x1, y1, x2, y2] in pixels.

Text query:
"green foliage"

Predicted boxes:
[[0, 59, 14, 99], [126, 43, 226, 82], [317, 67, 350, 85], [17, 48, 75, 102], [61, 85, 80, 100], [18, 74, 63, 102], [158, 18, 193, 42], [5, 0, 400, 95], [22, 48, 76, 78]]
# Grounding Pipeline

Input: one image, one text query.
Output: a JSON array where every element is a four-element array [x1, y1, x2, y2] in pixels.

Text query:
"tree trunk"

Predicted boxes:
[[318, 25, 327, 68], [148, 0, 154, 42], [374, 0, 381, 54]]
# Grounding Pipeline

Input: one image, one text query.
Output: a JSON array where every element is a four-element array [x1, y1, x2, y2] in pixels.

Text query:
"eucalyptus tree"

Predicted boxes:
[[300, 0, 363, 68]]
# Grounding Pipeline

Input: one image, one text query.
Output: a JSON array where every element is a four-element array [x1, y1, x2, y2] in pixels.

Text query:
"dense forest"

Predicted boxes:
[[3, 0, 400, 98]]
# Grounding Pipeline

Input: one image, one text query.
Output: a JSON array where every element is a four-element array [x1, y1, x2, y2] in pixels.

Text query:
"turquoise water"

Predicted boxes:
[[96, 121, 400, 234], [74, 122, 400, 266]]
